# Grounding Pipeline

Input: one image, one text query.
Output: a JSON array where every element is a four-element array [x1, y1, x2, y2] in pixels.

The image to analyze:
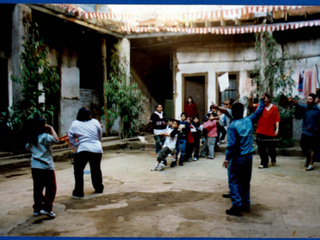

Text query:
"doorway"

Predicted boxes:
[[183, 74, 207, 122]]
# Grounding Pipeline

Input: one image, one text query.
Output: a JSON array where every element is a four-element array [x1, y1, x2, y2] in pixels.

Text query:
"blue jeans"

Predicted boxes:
[[176, 139, 186, 161], [154, 135, 166, 154], [228, 154, 253, 209]]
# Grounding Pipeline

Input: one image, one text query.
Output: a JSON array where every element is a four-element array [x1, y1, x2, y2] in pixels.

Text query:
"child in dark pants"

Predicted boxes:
[[25, 118, 59, 218], [192, 116, 203, 161], [151, 120, 179, 171]]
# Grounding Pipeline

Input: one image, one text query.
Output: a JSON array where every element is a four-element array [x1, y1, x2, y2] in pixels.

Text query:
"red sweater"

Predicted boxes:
[[255, 104, 281, 136], [184, 102, 198, 118]]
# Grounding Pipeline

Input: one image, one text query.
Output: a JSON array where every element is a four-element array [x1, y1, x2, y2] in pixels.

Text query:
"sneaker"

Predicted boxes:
[[259, 165, 267, 169], [193, 157, 198, 161], [163, 160, 167, 166], [220, 139, 225, 143], [179, 161, 184, 166], [226, 206, 243, 216], [157, 163, 166, 171], [170, 161, 177, 168], [271, 161, 276, 166], [33, 211, 40, 217], [242, 205, 250, 212], [151, 162, 160, 171], [40, 210, 56, 218], [187, 158, 192, 162], [306, 166, 315, 171], [206, 157, 214, 160], [168, 154, 172, 157], [222, 192, 231, 198]]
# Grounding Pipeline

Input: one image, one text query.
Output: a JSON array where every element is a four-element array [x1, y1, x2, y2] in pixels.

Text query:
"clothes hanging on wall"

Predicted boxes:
[[299, 66, 318, 97]]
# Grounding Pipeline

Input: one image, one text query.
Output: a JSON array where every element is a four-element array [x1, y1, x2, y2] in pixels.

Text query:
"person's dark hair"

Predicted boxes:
[[316, 89, 320, 99], [172, 119, 179, 125], [187, 96, 194, 103], [265, 93, 271, 100], [208, 112, 215, 118], [77, 107, 91, 122], [155, 104, 163, 109], [232, 102, 244, 119], [224, 98, 235, 106], [26, 118, 46, 145], [308, 93, 316, 101], [203, 117, 208, 122], [167, 118, 173, 122], [193, 116, 199, 121], [210, 105, 215, 110], [181, 112, 187, 117]]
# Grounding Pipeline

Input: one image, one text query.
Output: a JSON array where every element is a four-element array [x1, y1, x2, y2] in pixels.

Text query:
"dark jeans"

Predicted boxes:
[[32, 168, 56, 212], [228, 154, 253, 209], [257, 134, 278, 167], [218, 124, 227, 140], [73, 151, 104, 197], [176, 139, 186, 161], [157, 146, 172, 161], [185, 142, 195, 160], [154, 135, 166, 154], [192, 134, 200, 159], [300, 134, 318, 164]]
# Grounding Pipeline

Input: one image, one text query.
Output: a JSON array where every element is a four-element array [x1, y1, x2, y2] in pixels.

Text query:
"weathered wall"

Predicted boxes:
[[174, 40, 256, 118], [174, 32, 320, 141], [11, 4, 31, 105], [59, 48, 81, 136]]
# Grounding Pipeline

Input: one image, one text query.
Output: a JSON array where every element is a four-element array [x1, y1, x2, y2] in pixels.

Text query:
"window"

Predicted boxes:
[[216, 73, 239, 105]]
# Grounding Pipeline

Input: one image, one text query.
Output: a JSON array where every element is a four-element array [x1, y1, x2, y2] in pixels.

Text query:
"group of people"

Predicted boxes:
[[25, 91, 320, 219], [26, 107, 104, 219], [149, 97, 232, 171], [150, 92, 320, 216]]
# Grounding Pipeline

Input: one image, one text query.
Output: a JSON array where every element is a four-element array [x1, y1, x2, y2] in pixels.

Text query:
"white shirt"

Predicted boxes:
[[163, 128, 178, 150], [68, 119, 103, 153]]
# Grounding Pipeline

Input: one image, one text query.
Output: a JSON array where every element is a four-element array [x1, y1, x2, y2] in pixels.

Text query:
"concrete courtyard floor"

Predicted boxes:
[[0, 149, 320, 238]]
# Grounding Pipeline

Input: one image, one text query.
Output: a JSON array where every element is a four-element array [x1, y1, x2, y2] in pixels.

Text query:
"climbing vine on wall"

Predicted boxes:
[[103, 43, 147, 139], [5, 19, 60, 126]]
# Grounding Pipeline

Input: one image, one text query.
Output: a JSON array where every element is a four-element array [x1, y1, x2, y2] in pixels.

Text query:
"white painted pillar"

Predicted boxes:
[[118, 38, 130, 85]]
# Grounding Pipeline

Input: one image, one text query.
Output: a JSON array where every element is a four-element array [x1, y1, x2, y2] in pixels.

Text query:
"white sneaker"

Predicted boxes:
[[151, 163, 159, 171], [221, 140, 225, 143], [157, 163, 166, 171], [168, 154, 172, 157], [40, 210, 56, 218], [193, 157, 198, 161]]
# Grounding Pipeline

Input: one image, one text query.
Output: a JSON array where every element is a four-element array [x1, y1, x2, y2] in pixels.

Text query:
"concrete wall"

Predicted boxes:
[[11, 4, 31, 105], [59, 47, 81, 136], [174, 41, 256, 118]]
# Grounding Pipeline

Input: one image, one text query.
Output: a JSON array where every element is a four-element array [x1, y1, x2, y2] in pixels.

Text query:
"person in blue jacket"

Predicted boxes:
[[223, 95, 265, 216]]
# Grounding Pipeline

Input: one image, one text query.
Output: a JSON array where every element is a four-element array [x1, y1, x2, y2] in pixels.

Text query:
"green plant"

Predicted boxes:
[[103, 43, 147, 139], [2, 19, 60, 150], [251, 32, 302, 147]]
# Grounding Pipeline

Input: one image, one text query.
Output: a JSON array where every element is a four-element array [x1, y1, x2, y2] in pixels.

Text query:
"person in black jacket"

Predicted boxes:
[[149, 104, 167, 154]]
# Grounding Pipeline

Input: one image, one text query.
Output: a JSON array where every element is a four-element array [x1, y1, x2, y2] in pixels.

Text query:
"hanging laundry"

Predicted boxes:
[[303, 68, 317, 97], [298, 71, 304, 94], [218, 72, 229, 92]]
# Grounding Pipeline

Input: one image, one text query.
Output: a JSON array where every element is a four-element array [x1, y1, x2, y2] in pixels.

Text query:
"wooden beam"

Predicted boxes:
[[27, 4, 124, 38]]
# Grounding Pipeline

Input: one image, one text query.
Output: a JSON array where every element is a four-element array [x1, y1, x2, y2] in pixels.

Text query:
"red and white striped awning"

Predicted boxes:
[[53, 4, 303, 21], [120, 19, 320, 34]]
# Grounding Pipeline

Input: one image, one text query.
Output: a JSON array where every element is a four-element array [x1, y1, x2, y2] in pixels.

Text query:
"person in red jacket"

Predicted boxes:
[[184, 96, 198, 118], [249, 93, 280, 168]]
